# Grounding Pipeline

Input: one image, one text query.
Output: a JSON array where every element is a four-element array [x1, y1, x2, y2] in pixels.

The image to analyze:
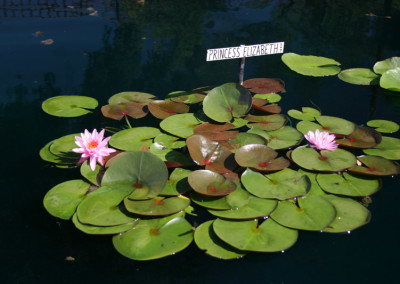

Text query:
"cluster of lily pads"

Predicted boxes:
[[41, 54, 400, 261]]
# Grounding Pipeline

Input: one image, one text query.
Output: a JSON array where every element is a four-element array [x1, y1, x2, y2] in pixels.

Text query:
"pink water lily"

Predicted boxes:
[[304, 129, 338, 151], [71, 129, 116, 171]]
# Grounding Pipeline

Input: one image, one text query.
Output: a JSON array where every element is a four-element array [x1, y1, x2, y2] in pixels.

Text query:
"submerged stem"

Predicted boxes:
[[125, 115, 132, 128]]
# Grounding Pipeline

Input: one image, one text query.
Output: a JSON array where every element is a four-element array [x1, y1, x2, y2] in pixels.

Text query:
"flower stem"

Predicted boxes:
[[124, 115, 132, 128]]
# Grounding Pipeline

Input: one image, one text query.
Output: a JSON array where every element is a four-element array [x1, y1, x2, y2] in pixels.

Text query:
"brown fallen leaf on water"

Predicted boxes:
[[40, 39, 54, 45], [65, 256, 75, 261], [32, 31, 43, 37], [89, 10, 98, 16]]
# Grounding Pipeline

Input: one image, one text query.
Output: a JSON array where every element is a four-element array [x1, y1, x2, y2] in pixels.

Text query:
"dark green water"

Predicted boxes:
[[1, 0, 400, 283]]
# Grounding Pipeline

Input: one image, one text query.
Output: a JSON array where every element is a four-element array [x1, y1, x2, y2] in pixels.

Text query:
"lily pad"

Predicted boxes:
[[227, 133, 268, 152], [194, 220, 246, 259], [101, 102, 148, 120], [166, 87, 209, 104], [80, 161, 101, 186], [188, 170, 236, 196], [124, 196, 190, 216], [160, 168, 192, 196], [252, 98, 281, 114], [245, 114, 287, 131], [193, 122, 239, 141], [160, 113, 203, 138], [321, 195, 371, 233], [271, 194, 336, 231], [149, 143, 195, 167], [186, 135, 232, 166], [72, 214, 138, 235], [241, 168, 310, 200], [43, 180, 90, 220], [108, 92, 156, 104], [109, 127, 161, 151], [349, 155, 400, 176], [335, 126, 382, 149], [148, 100, 190, 119], [254, 93, 281, 103], [42, 95, 98, 117], [190, 191, 231, 210], [298, 169, 326, 195], [315, 116, 356, 135], [249, 126, 303, 150], [76, 185, 135, 226], [243, 78, 285, 94], [281, 53, 341, 77], [373, 57, 400, 74], [213, 218, 298, 252], [235, 144, 290, 172], [112, 215, 193, 261], [296, 120, 323, 135], [316, 172, 381, 197], [380, 67, 400, 92], [338, 68, 379, 85], [291, 146, 357, 172], [287, 107, 321, 121], [40, 141, 78, 165], [363, 136, 400, 160], [154, 133, 186, 149], [49, 133, 80, 159], [102, 151, 168, 200], [203, 83, 252, 122], [367, 120, 400, 133]]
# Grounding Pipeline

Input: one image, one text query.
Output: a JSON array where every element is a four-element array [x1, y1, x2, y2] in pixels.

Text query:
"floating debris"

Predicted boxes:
[[40, 39, 54, 45], [65, 256, 75, 261], [32, 31, 43, 37]]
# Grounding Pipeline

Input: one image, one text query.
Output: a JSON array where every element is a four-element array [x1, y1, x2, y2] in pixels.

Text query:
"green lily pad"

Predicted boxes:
[[39, 141, 78, 165], [213, 218, 298, 252], [102, 151, 168, 200], [287, 107, 321, 121], [124, 196, 190, 216], [367, 120, 400, 133], [235, 144, 290, 172], [245, 114, 287, 131], [154, 133, 186, 149], [296, 120, 323, 135], [315, 116, 356, 135], [76, 185, 134, 226], [249, 126, 303, 150], [227, 133, 268, 153], [338, 68, 380, 85], [292, 146, 357, 172], [166, 87, 209, 104], [160, 113, 203, 138], [190, 191, 231, 210], [243, 78, 285, 94], [321, 195, 371, 233], [42, 95, 98, 117], [108, 92, 156, 104], [335, 126, 382, 149], [380, 67, 400, 92], [112, 215, 193, 261], [208, 185, 278, 220], [72, 214, 138, 235], [363, 136, 400, 160], [149, 143, 195, 167], [148, 100, 190, 119], [241, 168, 310, 200], [101, 102, 148, 120], [271, 194, 337, 231], [186, 135, 232, 166], [49, 133, 80, 159], [253, 93, 281, 103], [316, 172, 381, 197], [43, 180, 90, 220], [298, 169, 326, 195], [281, 53, 341, 77], [231, 117, 249, 128], [373, 57, 400, 75], [188, 170, 237, 196], [203, 83, 252, 122], [80, 161, 101, 186], [193, 122, 239, 141], [194, 220, 246, 259], [349, 155, 400, 176], [109, 127, 161, 151], [160, 168, 192, 196]]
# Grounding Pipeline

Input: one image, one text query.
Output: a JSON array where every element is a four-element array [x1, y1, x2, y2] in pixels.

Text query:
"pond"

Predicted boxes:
[[1, 0, 399, 283]]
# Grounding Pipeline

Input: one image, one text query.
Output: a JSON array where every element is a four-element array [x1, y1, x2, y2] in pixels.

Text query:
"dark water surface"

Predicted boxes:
[[1, 0, 400, 283]]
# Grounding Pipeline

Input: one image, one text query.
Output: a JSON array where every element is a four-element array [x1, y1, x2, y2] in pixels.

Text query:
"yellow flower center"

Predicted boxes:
[[88, 141, 98, 149]]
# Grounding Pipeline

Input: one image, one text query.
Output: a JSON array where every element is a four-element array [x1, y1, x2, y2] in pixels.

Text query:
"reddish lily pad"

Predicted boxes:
[[252, 98, 282, 114], [188, 170, 237, 196], [291, 146, 357, 172], [160, 113, 203, 138], [271, 194, 337, 231], [336, 126, 382, 149], [186, 135, 232, 166], [108, 92, 156, 104], [193, 122, 239, 141], [102, 151, 168, 200], [363, 136, 400, 160], [160, 168, 192, 196], [245, 114, 287, 131], [213, 218, 298, 252], [148, 100, 190, 119], [112, 214, 193, 260], [203, 83, 252, 122], [243, 78, 285, 94], [316, 172, 381, 197], [235, 144, 290, 172], [349, 155, 400, 176], [101, 102, 148, 120], [109, 127, 161, 151], [194, 220, 246, 259], [124, 196, 190, 216], [241, 168, 310, 200]]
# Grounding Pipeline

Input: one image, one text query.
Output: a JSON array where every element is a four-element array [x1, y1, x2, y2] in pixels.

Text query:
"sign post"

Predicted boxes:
[[206, 42, 285, 85]]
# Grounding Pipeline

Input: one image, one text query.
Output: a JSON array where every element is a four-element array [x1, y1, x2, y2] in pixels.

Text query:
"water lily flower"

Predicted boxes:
[[304, 129, 338, 151], [72, 129, 116, 171]]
